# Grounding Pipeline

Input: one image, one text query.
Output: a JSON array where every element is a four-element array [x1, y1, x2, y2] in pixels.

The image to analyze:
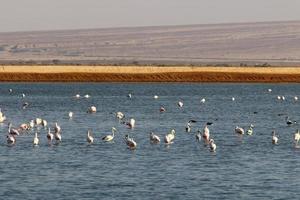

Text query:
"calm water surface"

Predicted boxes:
[[0, 83, 300, 200]]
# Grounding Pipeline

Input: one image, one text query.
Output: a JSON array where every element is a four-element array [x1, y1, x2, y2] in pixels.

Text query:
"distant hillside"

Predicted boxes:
[[0, 21, 300, 66]]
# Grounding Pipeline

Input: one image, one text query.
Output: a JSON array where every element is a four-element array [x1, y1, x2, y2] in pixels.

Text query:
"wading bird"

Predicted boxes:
[[209, 139, 217, 152], [87, 106, 97, 113], [286, 116, 296, 126], [164, 129, 175, 144], [203, 125, 210, 140], [7, 134, 16, 144], [47, 128, 54, 143], [69, 112, 73, 118], [102, 127, 117, 142], [124, 134, 137, 149], [246, 124, 254, 135], [294, 129, 300, 145], [272, 131, 279, 144], [8, 123, 20, 136], [33, 132, 39, 146], [87, 130, 94, 144], [178, 101, 183, 107], [235, 126, 245, 135], [150, 132, 160, 144]]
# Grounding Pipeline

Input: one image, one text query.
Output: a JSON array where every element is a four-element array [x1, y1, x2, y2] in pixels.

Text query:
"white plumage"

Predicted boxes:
[[235, 126, 245, 135], [33, 132, 39, 145], [272, 131, 278, 144], [125, 135, 137, 149], [209, 139, 217, 152], [87, 130, 94, 144], [164, 129, 175, 144], [150, 132, 160, 143], [102, 127, 117, 142]]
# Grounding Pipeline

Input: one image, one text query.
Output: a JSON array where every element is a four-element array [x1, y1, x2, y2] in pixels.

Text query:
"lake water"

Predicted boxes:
[[0, 83, 300, 199]]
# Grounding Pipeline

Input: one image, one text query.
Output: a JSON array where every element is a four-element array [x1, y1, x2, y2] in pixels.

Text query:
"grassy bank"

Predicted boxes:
[[0, 65, 300, 82]]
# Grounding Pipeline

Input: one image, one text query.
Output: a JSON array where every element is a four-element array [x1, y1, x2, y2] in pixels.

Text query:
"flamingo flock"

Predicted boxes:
[[1, 88, 300, 153]]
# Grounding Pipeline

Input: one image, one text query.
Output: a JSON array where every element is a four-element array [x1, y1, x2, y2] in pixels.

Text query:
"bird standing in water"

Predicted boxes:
[[102, 127, 117, 142], [124, 135, 137, 149], [272, 131, 279, 144], [87, 130, 94, 144], [33, 132, 39, 146], [150, 132, 160, 144]]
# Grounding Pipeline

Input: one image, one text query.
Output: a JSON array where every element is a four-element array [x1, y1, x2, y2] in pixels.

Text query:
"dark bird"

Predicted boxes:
[[185, 120, 197, 132], [22, 102, 29, 109], [160, 106, 166, 112], [286, 116, 296, 126]]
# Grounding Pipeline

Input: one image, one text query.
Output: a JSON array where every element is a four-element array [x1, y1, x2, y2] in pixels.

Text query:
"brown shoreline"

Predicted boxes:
[[0, 65, 300, 82]]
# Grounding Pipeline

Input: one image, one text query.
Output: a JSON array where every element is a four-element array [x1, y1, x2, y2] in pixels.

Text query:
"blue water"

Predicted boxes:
[[0, 83, 300, 199]]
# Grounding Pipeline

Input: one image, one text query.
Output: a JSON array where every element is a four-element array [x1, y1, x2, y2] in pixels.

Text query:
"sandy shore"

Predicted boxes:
[[0, 65, 300, 82]]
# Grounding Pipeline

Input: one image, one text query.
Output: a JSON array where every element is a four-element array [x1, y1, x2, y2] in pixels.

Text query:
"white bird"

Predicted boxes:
[[295, 96, 298, 101], [0, 115, 6, 123], [200, 98, 206, 103], [272, 131, 278, 144], [116, 112, 125, 120], [68, 112, 73, 118], [235, 126, 244, 135], [0, 108, 6, 123], [7, 134, 16, 144], [246, 124, 254, 135], [282, 96, 285, 101], [29, 120, 35, 128], [102, 127, 117, 142], [55, 131, 62, 142], [42, 119, 47, 127], [154, 95, 159, 99], [35, 118, 42, 126], [124, 134, 137, 149], [21, 93, 26, 98], [87, 106, 97, 113], [84, 94, 90, 98], [54, 122, 61, 133], [75, 94, 80, 98], [203, 125, 210, 140], [277, 96, 281, 100], [232, 97, 235, 101], [294, 129, 300, 144], [8, 123, 20, 136], [9, 88, 13, 93], [87, 130, 94, 144], [150, 132, 160, 143], [33, 132, 39, 145], [164, 129, 175, 144], [47, 128, 54, 143], [127, 93, 132, 98], [268, 89, 272, 92], [185, 123, 191, 133], [209, 139, 217, 152], [178, 101, 184, 107], [126, 118, 135, 129]]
